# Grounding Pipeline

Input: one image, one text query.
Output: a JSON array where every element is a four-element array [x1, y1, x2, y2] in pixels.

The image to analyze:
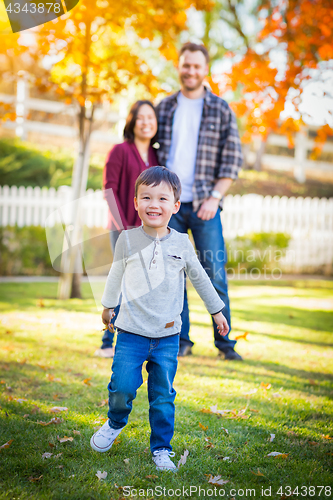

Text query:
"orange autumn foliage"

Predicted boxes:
[[213, 0, 333, 146]]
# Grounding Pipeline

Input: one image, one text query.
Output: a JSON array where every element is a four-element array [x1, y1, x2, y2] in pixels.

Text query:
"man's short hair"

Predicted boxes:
[[135, 166, 182, 202], [179, 42, 210, 64]]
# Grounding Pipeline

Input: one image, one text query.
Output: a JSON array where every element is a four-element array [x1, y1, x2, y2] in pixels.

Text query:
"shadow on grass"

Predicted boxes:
[[233, 305, 333, 333], [178, 356, 333, 400]]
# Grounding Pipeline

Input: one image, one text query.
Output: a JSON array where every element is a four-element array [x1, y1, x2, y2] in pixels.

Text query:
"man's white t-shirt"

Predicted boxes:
[[166, 92, 204, 202]]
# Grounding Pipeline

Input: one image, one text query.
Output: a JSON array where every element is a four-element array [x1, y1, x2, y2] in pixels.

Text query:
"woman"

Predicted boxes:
[[95, 100, 158, 358]]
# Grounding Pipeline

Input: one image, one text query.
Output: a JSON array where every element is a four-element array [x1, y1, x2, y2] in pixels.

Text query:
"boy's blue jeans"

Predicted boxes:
[[168, 202, 236, 351], [107, 330, 179, 453]]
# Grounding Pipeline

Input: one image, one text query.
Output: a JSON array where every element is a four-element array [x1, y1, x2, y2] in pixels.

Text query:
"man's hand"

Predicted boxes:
[[197, 196, 220, 220], [102, 308, 115, 326], [212, 312, 229, 336]]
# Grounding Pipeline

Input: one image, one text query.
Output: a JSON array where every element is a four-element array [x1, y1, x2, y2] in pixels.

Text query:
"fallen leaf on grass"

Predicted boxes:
[[37, 417, 62, 426], [37, 299, 45, 307], [260, 382, 271, 390], [31, 405, 40, 414], [269, 434, 275, 442], [37, 364, 48, 371], [199, 422, 208, 431], [123, 458, 130, 464], [205, 437, 215, 449], [308, 441, 319, 446], [207, 475, 229, 486], [0, 380, 5, 384], [54, 453, 62, 459], [177, 449, 189, 467], [42, 452, 53, 459], [143, 447, 149, 453], [96, 470, 107, 480], [57, 436, 74, 443], [50, 407, 68, 413], [272, 393, 281, 398], [322, 435, 332, 440], [46, 374, 61, 382], [19, 359, 27, 365], [234, 331, 249, 341], [97, 399, 108, 407], [82, 378, 92, 386], [251, 469, 266, 477], [221, 427, 229, 435], [146, 475, 158, 479], [28, 475, 43, 482], [49, 442, 55, 449], [200, 408, 212, 414], [73, 430, 81, 435], [0, 439, 13, 450], [23, 414, 29, 418], [113, 437, 121, 446], [267, 452, 289, 458], [308, 379, 317, 386]]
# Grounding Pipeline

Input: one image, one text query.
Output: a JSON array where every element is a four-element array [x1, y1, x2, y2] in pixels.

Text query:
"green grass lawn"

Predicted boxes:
[[0, 280, 332, 500]]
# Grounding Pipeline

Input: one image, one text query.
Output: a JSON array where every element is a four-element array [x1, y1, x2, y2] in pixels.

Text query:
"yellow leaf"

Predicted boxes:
[[251, 468, 266, 476], [57, 435, 74, 443], [0, 439, 13, 450], [234, 331, 249, 341], [260, 382, 272, 390], [199, 422, 208, 431], [322, 435, 332, 440], [28, 475, 43, 482], [83, 378, 92, 386]]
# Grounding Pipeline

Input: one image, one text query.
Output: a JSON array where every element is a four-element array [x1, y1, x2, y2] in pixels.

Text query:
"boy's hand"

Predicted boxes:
[[212, 312, 229, 336], [102, 308, 115, 327]]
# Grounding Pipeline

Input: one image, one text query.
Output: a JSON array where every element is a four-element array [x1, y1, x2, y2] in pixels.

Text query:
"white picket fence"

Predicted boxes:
[[0, 185, 333, 271]]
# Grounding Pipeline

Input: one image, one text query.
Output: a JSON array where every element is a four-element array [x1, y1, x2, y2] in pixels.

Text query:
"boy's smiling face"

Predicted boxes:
[[134, 182, 181, 236]]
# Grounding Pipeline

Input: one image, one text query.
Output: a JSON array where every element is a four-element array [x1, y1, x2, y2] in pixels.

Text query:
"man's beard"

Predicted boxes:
[[180, 74, 204, 92]]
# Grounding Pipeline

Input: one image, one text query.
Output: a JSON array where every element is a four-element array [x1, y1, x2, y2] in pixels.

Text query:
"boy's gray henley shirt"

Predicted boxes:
[[101, 226, 225, 338]]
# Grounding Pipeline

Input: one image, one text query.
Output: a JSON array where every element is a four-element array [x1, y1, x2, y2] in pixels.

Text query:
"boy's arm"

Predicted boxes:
[[183, 238, 229, 335], [101, 232, 126, 310]]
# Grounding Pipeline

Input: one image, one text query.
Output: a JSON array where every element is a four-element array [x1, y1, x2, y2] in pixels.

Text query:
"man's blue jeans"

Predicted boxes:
[[107, 330, 179, 453], [168, 202, 236, 352]]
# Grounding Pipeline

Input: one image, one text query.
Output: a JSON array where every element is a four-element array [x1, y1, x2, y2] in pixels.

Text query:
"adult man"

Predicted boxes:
[[156, 42, 243, 360]]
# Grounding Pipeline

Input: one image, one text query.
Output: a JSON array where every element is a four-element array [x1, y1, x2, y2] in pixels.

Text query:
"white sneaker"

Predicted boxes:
[[90, 420, 123, 452], [152, 449, 177, 471], [94, 348, 114, 358]]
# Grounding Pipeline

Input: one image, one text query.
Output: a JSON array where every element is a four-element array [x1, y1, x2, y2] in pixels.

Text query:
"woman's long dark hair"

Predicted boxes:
[[123, 100, 157, 143]]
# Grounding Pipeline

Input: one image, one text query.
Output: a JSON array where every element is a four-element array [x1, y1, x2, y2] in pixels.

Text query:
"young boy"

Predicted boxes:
[[90, 166, 229, 471]]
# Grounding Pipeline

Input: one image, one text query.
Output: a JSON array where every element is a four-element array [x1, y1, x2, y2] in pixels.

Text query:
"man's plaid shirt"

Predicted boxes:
[[156, 89, 243, 212]]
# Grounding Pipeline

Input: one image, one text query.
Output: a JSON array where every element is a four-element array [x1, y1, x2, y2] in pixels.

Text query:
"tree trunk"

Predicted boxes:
[[253, 137, 268, 171], [57, 105, 95, 299]]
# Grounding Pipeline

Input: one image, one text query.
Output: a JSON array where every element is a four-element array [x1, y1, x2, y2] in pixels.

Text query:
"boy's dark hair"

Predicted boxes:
[[135, 166, 182, 202], [123, 100, 157, 143], [179, 42, 210, 64]]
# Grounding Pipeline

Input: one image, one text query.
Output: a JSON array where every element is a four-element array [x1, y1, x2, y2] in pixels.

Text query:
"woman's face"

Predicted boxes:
[[133, 104, 158, 141]]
